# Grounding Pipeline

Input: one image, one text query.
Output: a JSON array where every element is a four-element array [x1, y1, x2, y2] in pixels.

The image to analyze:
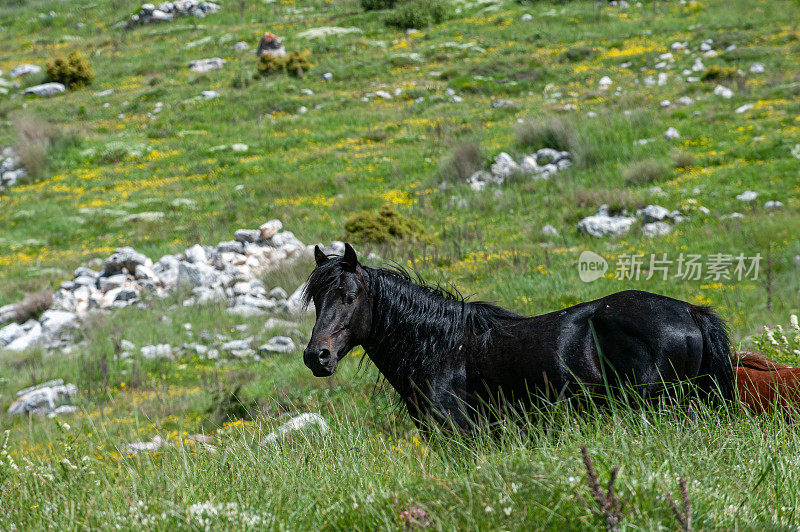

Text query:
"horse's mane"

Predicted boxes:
[[303, 256, 526, 395]]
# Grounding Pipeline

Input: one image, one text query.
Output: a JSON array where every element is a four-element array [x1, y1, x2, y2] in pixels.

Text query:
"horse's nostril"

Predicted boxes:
[[318, 348, 331, 362]]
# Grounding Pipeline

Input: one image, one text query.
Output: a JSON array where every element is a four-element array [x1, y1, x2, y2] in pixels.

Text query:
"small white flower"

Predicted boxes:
[[484, 505, 494, 513]]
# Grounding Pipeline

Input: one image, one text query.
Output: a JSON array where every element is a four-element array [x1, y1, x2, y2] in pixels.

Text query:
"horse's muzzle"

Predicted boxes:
[[304, 347, 336, 377]]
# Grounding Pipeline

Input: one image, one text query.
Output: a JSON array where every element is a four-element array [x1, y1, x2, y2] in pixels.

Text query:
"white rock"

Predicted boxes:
[[577, 211, 636, 238], [296, 27, 362, 39], [8, 380, 78, 416], [749, 63, 765, 74], [735, 103, 753, 114], [232, 41, 249, 51], [259, 336, 296, 354], [39, 310, 78, 337], [764, 200, 784, 210], [286, 283, 312, 315], [639, 204, 670, 222], [23, 82, 65, 97], [642, 222, 672, 237], [9, 64, 42, 78], [736, 190, 758, 202], [263, 413, 328, 444], [0, 322, 25, 346], [141, 344, 174, 359], [200, 90, 219, 99], [188, 57, 225, 73], [598, 76, 612, 89], [125, 436, 166, 455], [540, 224, 559, 237], [231, 143, 248, 152], [713, 85, 733, 99], [490, 152, 518, 178], [664, 127, 681, 141], [4, 322, 42, 351], [185, 244, 208, 264]]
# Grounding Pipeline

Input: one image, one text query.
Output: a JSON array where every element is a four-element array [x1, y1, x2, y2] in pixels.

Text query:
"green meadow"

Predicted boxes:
[[1, 0, 799, 527]]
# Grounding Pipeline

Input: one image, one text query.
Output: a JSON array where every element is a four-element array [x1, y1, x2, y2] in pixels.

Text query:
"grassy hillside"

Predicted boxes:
[[1, 0, 800, 528]]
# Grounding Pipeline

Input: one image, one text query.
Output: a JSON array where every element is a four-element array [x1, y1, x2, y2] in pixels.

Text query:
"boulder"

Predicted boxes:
[[641, 222, 672, 237], [7, 379, 78, 416], [103, 247, 148, 276], [23, 82, 65, 97], [263, 413, 328, 444], [0, 322, 25, 347], [639, 205, 670, 222], [259, 336, 296, 354], [4, 322, 42, 351], [188, 57, 225, 73], [39, 310, 78, 337], [578, 209, 636, 238], [9, 64, 42, 78], [259, 219, 282, 240], [256, 32, 286, 57]]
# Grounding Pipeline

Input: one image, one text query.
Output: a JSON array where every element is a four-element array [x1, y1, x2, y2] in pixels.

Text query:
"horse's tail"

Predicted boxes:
[[690, 305, 735, 402]]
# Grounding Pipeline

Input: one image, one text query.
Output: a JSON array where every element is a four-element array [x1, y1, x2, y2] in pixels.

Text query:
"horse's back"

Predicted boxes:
[[735, 353, 800, 415]]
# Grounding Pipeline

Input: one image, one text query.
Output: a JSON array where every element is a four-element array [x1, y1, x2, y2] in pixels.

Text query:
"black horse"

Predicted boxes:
[[302, 244, 734, 432]]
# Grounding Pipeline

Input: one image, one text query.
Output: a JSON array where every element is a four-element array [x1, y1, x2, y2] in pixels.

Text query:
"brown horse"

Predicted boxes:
[[734, 351, 800, 415]]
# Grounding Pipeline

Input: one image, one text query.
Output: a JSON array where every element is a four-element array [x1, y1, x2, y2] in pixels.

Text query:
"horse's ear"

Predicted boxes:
[[314, 245, 329, 267], [341, 243, 359, 272]]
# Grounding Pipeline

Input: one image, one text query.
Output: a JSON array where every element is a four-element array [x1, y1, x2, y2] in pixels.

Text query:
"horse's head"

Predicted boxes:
[[302, 243, 372, 377]]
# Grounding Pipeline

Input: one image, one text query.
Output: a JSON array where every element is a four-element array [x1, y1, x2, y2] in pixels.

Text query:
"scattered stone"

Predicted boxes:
[[0, 322, 25, 347], [749, 63, 765, 74], [736, 190, 758, 202], [232, 41, 249, 51], [23, 82, 65, 97], [713, 85, 733, 99], [540, 224, 559, 237], [7, 380, 78, 416], [141, 344, 174, 360], [598, 76, 612, 89], [9, 64, 42, 78], [764, 200, 784, 210], [125, 436, 166, 455], [642, 222, 672, 237], [664, 127, 681, 141], [259, 336, 296, 354], [200, 90, 219, 99], [126, 1, 221, 27], [735, 103, 753, 114], [188, 57, 225, 73], [639, 204, 670, 222], [262, 413, 328, 444], [577, 207, 636, 238], [296, 27, 362, 39]]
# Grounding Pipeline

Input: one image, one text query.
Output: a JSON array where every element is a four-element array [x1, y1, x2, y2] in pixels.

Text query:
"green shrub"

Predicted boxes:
[[385, 0, 448, 29], [285, 51, 312, 78], [345, 203, 427, 243], [45, 51, 94, 89], [701, 65, 742, 82], [671, 149, 696, 169], [256, 51, 312, 78], [361, 0, 396, 10], [256, 54, 287, 77]]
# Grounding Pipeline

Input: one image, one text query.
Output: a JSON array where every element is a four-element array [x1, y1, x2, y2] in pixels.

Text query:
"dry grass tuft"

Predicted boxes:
[[13, 289, 54, 322], [622, 158, 670, 186]]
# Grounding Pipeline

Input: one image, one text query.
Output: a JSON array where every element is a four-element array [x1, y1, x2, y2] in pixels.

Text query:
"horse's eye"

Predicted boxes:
[[346, 293, 356, 304]]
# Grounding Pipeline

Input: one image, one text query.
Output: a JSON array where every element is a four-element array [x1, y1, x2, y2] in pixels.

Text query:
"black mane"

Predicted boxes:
[[303, 257, 525, 395]]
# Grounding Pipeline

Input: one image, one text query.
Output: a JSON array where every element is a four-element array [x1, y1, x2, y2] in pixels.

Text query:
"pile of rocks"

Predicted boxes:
[[577, 204, 688, 238], [0, 147, 27, 190], [7, 379, 78, 417], [125, 1, 221, 27], [0, 219, 327, 353], [467, 149, 572, 191]]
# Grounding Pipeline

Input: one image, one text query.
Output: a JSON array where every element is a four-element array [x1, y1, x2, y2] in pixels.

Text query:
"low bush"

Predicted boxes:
[[384, 0, 448, 29], [45, 52, 94, 89], [515, 117, 597, 168], [440, 141, 484, 182], [12, 290, 53, 323], [701, 65, 742, 82], [12, 113, 79, 179], [345, 203, 427, 244], [361, 0, 396, 10], [622, 158, 670, 186], [256, 51, 312, 78]]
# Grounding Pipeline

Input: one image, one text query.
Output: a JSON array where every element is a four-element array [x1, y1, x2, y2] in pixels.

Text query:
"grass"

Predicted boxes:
[[1, 0, 800, 527]]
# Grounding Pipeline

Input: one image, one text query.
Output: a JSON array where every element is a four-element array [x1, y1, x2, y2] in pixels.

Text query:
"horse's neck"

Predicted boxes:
[[361, 274, 464, 397]]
